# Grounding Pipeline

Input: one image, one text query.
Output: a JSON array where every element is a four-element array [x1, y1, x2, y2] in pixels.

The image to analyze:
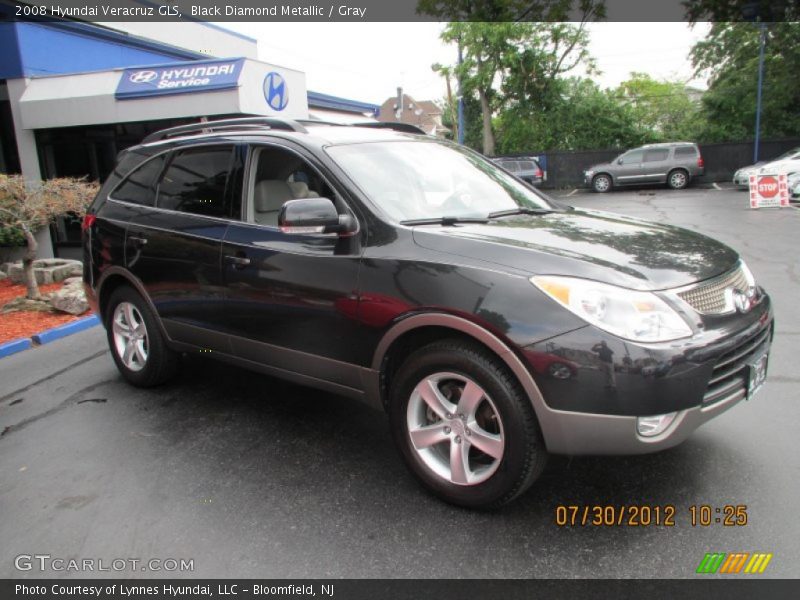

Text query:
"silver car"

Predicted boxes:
[[733, 147, 800, 189], [584, 142, 705, 193]]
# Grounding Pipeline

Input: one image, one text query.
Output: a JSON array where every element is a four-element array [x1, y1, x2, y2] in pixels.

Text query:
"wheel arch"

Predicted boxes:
[[370, 313, 559, 448], [96, 268, 171, 342], [592, 172, 614, 190]]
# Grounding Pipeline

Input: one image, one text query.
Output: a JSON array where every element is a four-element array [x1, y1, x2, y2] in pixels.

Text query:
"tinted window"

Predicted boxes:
[[157, 146, 234, 217], [520, 161, 536, 170], [643, 149, 669, 162], [674, 146, 698, 157], [111, 156, 165, 206], [620, 150, 644, 164]]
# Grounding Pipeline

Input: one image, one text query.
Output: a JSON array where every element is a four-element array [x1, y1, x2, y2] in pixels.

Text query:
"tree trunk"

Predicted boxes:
[[20, 224, 41, 300], [478, 88, 495, 156]]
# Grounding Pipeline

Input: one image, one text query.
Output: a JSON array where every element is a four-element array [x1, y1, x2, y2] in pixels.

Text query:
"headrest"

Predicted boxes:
[[254, 180, 294, 213]]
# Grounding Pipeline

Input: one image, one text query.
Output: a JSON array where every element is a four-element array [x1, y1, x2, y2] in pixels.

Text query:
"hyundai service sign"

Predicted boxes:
[[116, 59, 245, 100]]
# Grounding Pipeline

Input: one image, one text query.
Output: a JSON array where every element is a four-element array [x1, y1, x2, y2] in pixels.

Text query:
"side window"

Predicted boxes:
[[157, 146, 235, 218], [643, 149, 669, 162], [620, 150, 644, 164], [111, 155, 165, 206], [249, 145, 337, 227], [674, 146, 698, 158]]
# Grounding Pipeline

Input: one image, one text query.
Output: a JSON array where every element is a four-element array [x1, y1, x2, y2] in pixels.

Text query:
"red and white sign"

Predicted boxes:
[[749, 173, 790, 208]]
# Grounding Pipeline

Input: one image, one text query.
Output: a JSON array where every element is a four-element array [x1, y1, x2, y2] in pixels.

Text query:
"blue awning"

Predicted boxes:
[[307, 91, 379, 116]]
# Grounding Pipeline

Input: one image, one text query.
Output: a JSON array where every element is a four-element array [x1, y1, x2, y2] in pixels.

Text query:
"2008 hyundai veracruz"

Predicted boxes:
[[82, 118, 773, 508]]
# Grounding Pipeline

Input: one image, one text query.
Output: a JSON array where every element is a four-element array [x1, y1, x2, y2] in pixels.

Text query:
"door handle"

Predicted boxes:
[[128, 236, 148, 248], [224, 254, 251, 268]]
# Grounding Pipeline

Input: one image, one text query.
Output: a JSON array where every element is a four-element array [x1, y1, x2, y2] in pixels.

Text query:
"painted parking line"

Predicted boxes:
[[566, 188, 579, 197], [712, 183, 722, 190]]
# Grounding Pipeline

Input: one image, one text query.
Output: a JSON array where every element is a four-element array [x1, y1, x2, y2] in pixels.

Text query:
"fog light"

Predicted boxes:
[[637, 412, 678, 437]]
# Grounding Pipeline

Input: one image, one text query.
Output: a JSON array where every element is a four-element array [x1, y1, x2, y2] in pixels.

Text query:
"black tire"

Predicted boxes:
[[667, 169, 689, 190], [105, 286, 178, 387], [388, 339, 547, 509], [592, 174, 612, 193]]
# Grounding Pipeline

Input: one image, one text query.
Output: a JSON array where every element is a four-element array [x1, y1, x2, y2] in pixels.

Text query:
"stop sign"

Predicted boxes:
[[757, 176, 779, 198]]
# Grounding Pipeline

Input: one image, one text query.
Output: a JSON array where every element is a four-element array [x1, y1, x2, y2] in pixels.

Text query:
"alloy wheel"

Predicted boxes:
[[112, 301, 149, 372], [406, 372, 505, 486]]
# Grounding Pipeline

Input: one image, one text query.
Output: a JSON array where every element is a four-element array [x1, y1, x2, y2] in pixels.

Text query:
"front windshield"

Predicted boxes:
[[776, 147, 800, 160], [326, 140, 552, 222]]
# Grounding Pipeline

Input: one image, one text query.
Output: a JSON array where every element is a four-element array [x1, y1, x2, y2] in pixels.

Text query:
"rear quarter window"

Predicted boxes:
[[674, 146, 698, 158], [110, 155, 166, 207]]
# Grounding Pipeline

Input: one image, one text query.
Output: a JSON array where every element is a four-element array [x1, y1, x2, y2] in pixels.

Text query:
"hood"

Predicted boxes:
[[412, 208, 738, 291]]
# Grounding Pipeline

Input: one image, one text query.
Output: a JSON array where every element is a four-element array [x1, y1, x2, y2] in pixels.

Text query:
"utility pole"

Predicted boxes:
[[395, 87, 404, 120], [457, 40, 464, 145], [753, 21, 767, 163]]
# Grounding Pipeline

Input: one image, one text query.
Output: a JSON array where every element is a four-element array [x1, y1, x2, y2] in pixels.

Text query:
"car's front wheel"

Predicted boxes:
[[106, 286, 178, 387], [592, 174, 612, 193], [389, 339, 547, 509]]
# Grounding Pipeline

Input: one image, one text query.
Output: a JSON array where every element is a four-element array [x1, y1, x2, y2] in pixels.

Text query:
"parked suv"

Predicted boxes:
[[584, 142, 705, 193], [494, 156, 544, 186], [83, 119, 772, 508]]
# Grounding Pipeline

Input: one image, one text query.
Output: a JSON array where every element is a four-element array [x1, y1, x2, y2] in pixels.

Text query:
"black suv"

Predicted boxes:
[[83, 118, 773, 508]]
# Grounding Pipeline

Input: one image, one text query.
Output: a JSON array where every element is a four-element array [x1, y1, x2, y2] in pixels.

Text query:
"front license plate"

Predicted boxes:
[[747, 350, 769, 400]]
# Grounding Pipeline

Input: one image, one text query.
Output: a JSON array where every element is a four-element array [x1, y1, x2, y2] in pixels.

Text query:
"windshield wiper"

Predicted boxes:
[[487, 207, 554, 219], [400, 216, 490, 226]]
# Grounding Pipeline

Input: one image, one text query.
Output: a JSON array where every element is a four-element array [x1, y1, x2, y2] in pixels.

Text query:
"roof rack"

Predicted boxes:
[[142, 117, 308, 144]]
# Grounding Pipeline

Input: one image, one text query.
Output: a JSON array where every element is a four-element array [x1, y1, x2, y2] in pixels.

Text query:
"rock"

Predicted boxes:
[[63, 276, 83, 285], [6, 259, 83, 285], [0, 271, 6, 281], [2, 297, 54, 313], [49, 283, 89, 315]]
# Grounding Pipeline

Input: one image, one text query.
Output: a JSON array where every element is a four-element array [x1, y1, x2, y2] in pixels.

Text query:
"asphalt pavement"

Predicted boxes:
[[0, 186, 798, 579]]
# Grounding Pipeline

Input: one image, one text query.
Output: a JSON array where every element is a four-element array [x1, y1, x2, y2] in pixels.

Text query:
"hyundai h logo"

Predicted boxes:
[[733, 289, 753, 313], [129, 70, 159, 84], [263, 72, 288, 111]]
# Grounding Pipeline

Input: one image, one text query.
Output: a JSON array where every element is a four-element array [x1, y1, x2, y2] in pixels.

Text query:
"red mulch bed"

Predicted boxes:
[[0, 279, 92, 345]]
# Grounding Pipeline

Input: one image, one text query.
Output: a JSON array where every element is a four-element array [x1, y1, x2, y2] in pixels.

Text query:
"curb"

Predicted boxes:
[[31, 314, 101, 345], [0, 337, 33, 359], [0, 314, 100, 360]]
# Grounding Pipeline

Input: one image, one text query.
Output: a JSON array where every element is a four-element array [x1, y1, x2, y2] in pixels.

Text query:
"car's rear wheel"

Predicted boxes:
[[592, 174, 612, 193], [106, 286, 178, 387], [389, 339, 547, 509], [667, 169, 689, 190]]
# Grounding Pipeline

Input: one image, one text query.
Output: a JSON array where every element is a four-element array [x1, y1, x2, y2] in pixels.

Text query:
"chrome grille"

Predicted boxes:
[[678, 264, 749, 315], [703, 325, 771, 406]]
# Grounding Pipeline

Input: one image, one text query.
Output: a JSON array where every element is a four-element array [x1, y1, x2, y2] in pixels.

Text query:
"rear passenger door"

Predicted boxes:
[[642, 148, 670, 183], [122, 144, 245, 351]]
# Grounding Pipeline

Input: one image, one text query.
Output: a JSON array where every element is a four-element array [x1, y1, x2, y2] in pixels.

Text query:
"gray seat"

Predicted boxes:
[[253, 180, 296, 226]]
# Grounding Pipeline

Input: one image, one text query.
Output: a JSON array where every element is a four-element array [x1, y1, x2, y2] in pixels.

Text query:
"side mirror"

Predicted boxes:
[[278, 198, 356, 235], [617, 158, 624, 165]]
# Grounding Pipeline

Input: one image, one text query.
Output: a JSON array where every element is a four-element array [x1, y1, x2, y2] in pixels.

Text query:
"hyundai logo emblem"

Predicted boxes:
[[263, 72, 289, 111], [129, 70, 159, 84], [732, 288, 753, 313]]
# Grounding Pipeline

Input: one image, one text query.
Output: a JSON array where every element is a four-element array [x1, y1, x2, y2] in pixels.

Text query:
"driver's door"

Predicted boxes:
[[218, 142, 365, 391], [614, 149, 646, 184]]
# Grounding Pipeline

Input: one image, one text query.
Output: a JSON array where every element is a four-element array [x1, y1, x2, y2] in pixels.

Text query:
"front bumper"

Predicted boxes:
[[522, 295, 773, 455]]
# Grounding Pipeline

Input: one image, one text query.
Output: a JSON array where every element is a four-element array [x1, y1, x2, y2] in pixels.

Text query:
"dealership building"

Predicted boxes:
[[0, 15, 379, 258]]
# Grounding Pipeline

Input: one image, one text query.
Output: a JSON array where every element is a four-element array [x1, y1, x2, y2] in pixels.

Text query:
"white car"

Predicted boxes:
[[788, 171, 800, 199], [733, 147, 800, 188]]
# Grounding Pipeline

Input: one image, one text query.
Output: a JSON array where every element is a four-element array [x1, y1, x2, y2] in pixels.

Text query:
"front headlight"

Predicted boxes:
[[531, 276, 693, 343], [584, 170, 594, 176]]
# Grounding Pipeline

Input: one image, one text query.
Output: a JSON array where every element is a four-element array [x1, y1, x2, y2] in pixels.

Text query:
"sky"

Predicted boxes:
[[217, 22, 712, 106]]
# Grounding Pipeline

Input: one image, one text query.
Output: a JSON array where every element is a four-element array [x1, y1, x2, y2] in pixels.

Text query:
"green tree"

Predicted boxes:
[[614, 73, 705, 142], [436, 19, 597, 155], [691, 22, 800, 142], [496, 77, 643, 153]]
